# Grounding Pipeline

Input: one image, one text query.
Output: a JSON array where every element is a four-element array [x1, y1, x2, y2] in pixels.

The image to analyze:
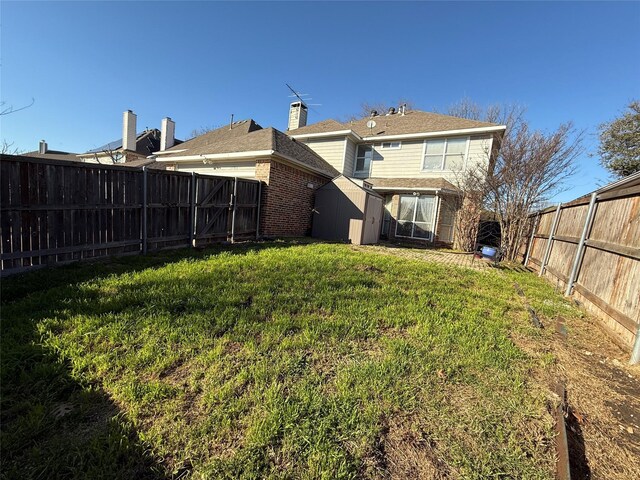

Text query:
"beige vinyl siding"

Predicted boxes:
[[368, 134, 492, 184], [304, 137, 348, 173], [343, 138, 357, 176], [172, 160, 256, 178]]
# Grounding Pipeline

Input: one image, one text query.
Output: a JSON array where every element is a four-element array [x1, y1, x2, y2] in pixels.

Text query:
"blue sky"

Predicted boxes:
[[2, 1, 639, 201]]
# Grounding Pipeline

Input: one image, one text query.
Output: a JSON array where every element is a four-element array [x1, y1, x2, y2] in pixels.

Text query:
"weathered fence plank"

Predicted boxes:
[[522, 174, 640, 352], [1, 155, 261, 275]]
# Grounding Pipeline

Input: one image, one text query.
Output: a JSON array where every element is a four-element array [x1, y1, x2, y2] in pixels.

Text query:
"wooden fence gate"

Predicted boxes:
[[0, 155, 261, 275]]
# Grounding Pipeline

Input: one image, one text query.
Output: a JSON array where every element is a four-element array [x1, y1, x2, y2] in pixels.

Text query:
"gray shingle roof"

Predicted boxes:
[[159, 120, 338, 177], [288, 110, 502, 138], [22, 151, 79, 162], [366, 177, 458, 191]]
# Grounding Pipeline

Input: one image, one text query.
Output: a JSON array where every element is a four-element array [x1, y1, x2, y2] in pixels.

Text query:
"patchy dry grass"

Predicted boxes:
[[1, 241, 595, 479]]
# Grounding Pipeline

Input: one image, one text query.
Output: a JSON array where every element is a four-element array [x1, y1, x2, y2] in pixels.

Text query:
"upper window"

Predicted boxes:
[[355, 145, 373, 177], [380, 141, 401, 150], [422, 137, 468, 171]]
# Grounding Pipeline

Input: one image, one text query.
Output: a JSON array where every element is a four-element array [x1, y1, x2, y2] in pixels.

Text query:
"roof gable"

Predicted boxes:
[[158, 120, 338, 178]]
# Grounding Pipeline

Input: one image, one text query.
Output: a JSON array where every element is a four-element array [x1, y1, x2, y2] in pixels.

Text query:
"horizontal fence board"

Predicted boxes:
[[585, 239, 640, 260], [574, 284, 638, 333]]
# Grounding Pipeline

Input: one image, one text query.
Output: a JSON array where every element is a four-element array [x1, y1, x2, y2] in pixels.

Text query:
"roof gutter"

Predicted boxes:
[[290, 130, 363, 142], [361, 125, 507, 142], [155, 150, 274, 162], [370, 186, 461, 194], [153, 149, 334, 179], [152, 149, 188, 156]]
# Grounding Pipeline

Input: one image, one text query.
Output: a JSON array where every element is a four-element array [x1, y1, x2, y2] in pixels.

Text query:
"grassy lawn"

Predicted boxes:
[[1, 241, 583, 479]]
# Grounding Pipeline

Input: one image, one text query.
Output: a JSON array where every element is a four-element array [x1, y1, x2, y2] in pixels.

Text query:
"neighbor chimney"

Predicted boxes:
[[288, 101, 308, 131], [39, 140, 47, 154], [122, 110, 137, 151], [160, 117, 175, 151]]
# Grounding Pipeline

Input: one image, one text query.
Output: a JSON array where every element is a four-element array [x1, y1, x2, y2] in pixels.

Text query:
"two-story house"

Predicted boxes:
[[286, 102, 506, 244]]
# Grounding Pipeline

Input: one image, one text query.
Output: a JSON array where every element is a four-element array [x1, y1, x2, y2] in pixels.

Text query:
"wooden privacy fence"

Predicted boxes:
[[521, 173, 640, 349], [0, 155, 261, 275]]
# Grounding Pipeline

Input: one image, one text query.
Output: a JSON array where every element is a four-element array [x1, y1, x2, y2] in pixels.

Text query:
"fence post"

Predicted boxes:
[[142, 166, 148, 255], [230, 177, 238, 243], [539, 203, 562, 277], [631, 324, 640, 365], [256, 181, 262, 239], [524, 213, 540, 267], [189, 172, 196, 247], [564, 192, 598, 296]]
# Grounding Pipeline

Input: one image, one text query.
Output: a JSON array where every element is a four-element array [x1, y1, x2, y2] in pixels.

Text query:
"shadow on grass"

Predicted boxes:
[[0, 240, 309, 479], [1, 239, 314, 304], [0, 316, 167, 479]]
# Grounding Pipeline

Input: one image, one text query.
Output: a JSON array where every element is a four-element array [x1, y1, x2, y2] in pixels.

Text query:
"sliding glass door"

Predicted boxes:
[[396, 194, 436, 240]]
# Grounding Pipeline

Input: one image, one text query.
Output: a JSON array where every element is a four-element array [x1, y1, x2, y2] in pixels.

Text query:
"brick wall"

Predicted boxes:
[[256, 158, 329, 237]]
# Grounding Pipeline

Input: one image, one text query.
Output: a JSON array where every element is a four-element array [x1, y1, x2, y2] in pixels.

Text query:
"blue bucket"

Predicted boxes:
[[481, 246, 497, 260]]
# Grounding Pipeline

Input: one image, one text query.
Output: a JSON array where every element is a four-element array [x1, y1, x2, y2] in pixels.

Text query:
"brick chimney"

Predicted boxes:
[[161, 117, 175, 151], [288, 101, 308, 131], [122, 110, 137, 151]]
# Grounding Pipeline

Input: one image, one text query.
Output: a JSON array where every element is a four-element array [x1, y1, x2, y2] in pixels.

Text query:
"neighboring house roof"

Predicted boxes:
[[22, 150, 79, 162], [160, 120, 263, 156], [289, 110, 503, 138], [366, 177, 458, 191], [83, 129, 180, 156], [158, 120, 339, 178]]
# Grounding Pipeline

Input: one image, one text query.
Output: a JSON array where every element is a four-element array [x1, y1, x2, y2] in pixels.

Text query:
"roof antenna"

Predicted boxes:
[[229, 113, 234, 130], [285, 83, 322, 113]]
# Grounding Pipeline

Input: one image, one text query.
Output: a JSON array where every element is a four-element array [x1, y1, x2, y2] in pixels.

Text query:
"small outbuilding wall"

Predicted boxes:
[[312, 175, 383, 245]]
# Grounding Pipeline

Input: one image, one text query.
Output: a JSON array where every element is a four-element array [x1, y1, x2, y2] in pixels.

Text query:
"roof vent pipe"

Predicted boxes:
[[399, 104, 407, 116], [370, 110, 378, 117], [39, 140, 47, 154], [386, 107, 396, 116]]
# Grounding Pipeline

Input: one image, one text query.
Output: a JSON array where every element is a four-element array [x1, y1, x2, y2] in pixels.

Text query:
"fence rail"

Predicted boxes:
[[520, 175, 640, 350], [0, 155, 261, 275]]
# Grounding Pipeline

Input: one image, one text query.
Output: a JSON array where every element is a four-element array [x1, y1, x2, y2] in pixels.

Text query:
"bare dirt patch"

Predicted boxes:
[[367, 416, 451, 480], [516, 314, 640, 479]]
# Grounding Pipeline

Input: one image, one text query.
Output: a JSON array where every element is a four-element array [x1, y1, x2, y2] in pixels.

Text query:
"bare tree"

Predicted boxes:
[[486, 121, 583, 261], [443, 98, 582, 260], [1, 98, 35, 116], [91, 145, 124, 164], [1, 140, 22, 155], [443, 165, 487, 252]]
